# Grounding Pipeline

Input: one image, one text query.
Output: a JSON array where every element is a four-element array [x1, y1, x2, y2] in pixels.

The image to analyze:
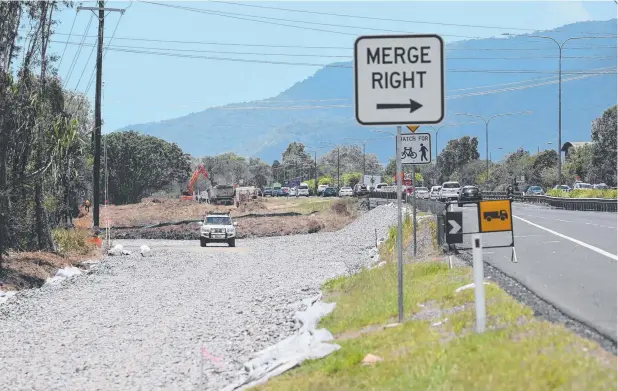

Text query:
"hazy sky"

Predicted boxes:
[[31, 1, 617, 132]]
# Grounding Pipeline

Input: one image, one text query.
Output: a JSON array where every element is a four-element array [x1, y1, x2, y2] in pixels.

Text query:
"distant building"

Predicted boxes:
[[561, 141, 591, 160]]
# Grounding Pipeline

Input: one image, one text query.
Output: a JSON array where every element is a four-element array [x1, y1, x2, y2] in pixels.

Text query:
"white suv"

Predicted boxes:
[[198, 213, 238, 247], [297, 183, 310, 197], [439, 181, 462, 202]]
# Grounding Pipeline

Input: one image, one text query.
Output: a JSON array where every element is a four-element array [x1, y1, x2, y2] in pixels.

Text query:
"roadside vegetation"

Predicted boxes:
[[253, 221, 617, 391], [546, 189, 618, 199]]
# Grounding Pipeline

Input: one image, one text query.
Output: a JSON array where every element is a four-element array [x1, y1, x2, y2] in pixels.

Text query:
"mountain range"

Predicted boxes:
[[117, 19, 617, 165]]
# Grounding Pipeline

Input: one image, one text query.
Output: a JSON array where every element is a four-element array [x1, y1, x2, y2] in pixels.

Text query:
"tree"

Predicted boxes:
[[436, 136, 480, 182], [530, 149, 559, 187], [104, 131, 191, 204], [0, 1, 87, 259], [342, 172, 362, 187], [564, 144, 593, 183], [588, 105, 617, 185], [248, 157, 271, 188]]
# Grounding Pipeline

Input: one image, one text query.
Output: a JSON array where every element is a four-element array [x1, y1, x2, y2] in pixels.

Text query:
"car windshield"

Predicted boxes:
[[206, 216, 231, 225], [530, 186, 542, 191], [464, 187, 478, 192], [299, 185, 308, 189], [443, 183, 460, 189], [341, 187, 352, 190]]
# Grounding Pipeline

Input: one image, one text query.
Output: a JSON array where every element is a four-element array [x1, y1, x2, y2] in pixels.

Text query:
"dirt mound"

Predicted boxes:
[[236, 198, 267, 214]]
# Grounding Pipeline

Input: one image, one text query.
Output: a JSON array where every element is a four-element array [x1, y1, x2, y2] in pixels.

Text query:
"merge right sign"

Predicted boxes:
[[478, 199, 513, 233]]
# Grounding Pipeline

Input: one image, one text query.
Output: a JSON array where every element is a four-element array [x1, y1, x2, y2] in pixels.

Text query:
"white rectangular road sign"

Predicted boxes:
[[399, 132, 432, 165], [354, 34, 445, 126]]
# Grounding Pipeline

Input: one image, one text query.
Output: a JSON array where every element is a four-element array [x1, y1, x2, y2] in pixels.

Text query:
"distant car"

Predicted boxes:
[[317, 184, 329, 196], [289, 187, 298, 197], [354, 184, 369, 197], [276, 188, 288, 197], [573, 182, 593, 190], [526, 185, 544, 195], [553, 185, 571, 192], [429, 186, 441, 200], [593, 183, 609, 190], [339, 186, 354, 197], [458, 185, 482, 206], [297, 183, 310, 197], [323, 187, 338, 197], [414, 187, 430, 199], [439, 181, 461, 202], [262, 187, 273, 197]]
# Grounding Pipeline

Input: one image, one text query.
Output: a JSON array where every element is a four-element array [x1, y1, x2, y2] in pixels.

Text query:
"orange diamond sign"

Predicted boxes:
[[407, 125, 419, 133]]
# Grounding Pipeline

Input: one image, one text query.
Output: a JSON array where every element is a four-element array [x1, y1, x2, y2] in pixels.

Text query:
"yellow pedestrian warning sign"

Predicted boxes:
[[478, 199, 513, 233]]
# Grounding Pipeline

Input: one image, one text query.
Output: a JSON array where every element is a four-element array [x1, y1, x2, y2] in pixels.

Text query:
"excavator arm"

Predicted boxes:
[[182, 165, 210, 200]]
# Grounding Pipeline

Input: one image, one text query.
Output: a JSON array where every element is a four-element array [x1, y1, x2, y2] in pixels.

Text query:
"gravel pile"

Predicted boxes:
[[0, 204, 398, 391]]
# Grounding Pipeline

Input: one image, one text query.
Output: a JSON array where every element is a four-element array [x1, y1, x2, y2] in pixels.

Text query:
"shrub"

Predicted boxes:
[[330, 199, 351, 216], [546, 189, 617, 199], [52, 228, 94, 257]]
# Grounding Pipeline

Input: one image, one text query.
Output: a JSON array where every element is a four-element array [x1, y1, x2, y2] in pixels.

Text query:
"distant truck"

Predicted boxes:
[[208, 184, 235, 206]]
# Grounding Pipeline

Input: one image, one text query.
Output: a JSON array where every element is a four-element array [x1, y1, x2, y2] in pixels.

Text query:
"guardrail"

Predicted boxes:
[[365, 189, 617, 212], [522, 195, 617, 212]]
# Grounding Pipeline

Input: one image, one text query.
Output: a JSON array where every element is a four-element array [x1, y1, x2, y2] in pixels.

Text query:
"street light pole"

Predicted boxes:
[[456, 111, 531, 182], [501, 33, 617, 185], [319, 142, 340, 188]]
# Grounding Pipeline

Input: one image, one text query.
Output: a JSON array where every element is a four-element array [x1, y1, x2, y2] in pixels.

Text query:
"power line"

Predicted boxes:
[[141, 1, 485, 39], [63, 14, 93, 89], [57, 11, 78, 69], [58, 44, 618, 74], [80, 11, 124, 106], [49, 40, 618, 60], [210, 69, 614, 110], [205, 0, 613, 35], [33, 29, 617, 51], [141, 1, 614, 44]]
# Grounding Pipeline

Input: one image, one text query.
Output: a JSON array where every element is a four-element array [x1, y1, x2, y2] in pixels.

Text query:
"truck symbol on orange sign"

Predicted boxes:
[[483, 210, 508, 222]]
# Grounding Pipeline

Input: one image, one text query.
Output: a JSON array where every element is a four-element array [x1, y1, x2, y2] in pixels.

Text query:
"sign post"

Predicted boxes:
[[354, 33, 445, 325], [395, 126, 404, 323], [472, 234, 486, 333]]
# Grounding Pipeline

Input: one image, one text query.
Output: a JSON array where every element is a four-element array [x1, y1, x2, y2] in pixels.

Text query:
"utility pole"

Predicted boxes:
[[77, 3, 124, 231]]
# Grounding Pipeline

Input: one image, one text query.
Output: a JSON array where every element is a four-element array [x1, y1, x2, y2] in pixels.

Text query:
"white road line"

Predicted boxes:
[[513, 215, 618, 262], [517, 214, 617, 229]]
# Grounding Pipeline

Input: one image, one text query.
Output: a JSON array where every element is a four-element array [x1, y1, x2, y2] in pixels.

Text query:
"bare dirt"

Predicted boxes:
[[0, 248, 101, 291], [2, 197, 358, 292], [111, 198, 358, 241]]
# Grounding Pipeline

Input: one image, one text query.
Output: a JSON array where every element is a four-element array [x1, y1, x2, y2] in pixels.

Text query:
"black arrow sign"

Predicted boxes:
[[376, 99, 423, 113]]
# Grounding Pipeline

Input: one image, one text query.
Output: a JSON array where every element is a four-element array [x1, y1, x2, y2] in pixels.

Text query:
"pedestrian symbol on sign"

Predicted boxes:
[[419, 143, 429, 162]]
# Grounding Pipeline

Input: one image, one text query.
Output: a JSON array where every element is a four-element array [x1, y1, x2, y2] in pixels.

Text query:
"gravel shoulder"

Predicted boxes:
[[0, 204, 397, 391]]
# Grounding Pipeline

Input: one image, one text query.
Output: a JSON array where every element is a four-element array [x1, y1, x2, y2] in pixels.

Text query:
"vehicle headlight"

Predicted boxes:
[[202, 227, 210, 233], [226, 227, 235, 233]]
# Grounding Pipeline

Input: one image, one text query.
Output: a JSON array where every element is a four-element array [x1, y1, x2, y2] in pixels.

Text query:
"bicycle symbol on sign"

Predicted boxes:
[[401, 147, 417, 159]]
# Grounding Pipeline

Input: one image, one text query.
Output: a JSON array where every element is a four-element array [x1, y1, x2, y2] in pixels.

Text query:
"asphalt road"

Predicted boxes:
[[450, 202, 617, 341]]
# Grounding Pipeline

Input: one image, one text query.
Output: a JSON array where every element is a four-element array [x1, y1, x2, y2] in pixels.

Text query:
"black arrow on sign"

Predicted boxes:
[[376, 99, 423, 113]]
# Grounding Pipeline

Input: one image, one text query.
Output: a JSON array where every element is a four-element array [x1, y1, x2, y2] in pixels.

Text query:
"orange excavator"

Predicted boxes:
[[180, 164, 209, 201]]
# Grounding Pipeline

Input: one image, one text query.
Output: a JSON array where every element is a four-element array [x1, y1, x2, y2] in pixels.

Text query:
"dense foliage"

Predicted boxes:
[[0, 2, 93, 261], [103, 131, 191, 204]]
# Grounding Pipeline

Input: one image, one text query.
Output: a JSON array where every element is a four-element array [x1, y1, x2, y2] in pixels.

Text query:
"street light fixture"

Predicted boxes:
[[501, 32, 617, 184], [305, 149, 319, 195], [455, 111, 532, 181]]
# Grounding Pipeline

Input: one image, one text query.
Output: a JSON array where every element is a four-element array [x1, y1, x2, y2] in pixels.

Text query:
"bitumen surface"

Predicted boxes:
[[449, 202, 617, 342]]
